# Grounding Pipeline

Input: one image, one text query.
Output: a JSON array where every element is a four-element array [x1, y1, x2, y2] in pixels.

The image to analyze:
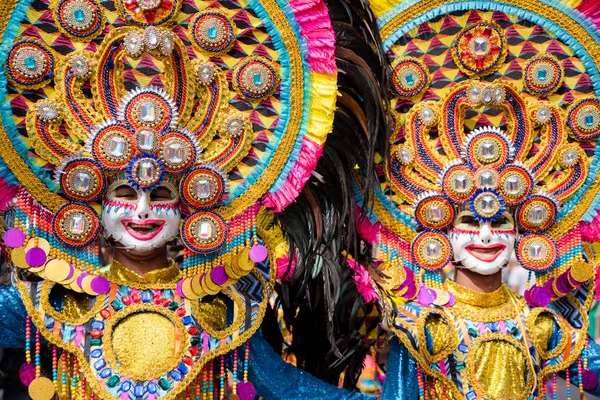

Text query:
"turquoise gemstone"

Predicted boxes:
[[405, 73, 414, 86], [73, 8, 85, 22], [24, 56, 36, 70], [158, 377, 171, 390], [90, 338, 102, 346], [106, 375, 120, 388], [207, 26, 217, 40], [537, 69, 547, 81], [168, 301, 179, 311], [585, 114, 594, 127], [111, 299, 124, 311], [253, 73, 263, 86]]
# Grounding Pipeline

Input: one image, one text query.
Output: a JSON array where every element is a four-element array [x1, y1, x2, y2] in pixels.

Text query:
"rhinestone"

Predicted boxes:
[[74, 171, 91, 192], [140, 101, 156, 123], [139, 0, 161, 10], [479, 171, 494, 187], [199, 221, 213, 239], [253, 73, 263, 86], [196, 179, 211, 199], [504, 176, 521, 195], [471, 37, 489, 56], [405, 73, 414, 86], [397, 147, 413, 164], [207, 26, 217, 40], [494, 87, 505, 103], [537, 69, 547, 81], [73, 8, 85, 22], [35, 101, 60, 122], [226, 116, 244, 137], [124, 32, 144, 57], [585, 114, 594, 127], [25, 56, 36, 70], [528, 243, 543, 260], [468, 85, 481, 103], [144, 27, 160, 50], [108, 136, 126, 157], [482, 87, 493, 104], [69, 55, 89, 78], [480, 141, 496, 158], [137, 161, 155, 180], [528, 205, 548, 225], [137, 130, 155, 152], [536, 106, 551, 124], [159, 33, 174, 55], [425, 241, 442, 258], [69, 214, 86, 235], [479, 194, 497, 214], [167, 143, 183, 163], [420, 107, 435, 124], [561, 149, 579, 167], [453, 174, 469, 191], [197, 62, 216, 85], [425, 205, 444, 222]]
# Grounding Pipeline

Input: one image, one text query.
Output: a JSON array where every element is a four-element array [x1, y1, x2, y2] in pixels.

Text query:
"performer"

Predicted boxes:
[[354, 0, 600, 398], [0, 0, 339, 398]]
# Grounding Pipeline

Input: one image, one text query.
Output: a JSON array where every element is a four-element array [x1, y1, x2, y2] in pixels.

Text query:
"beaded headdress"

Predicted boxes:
[[356, 0, 600, 310], [0, 0, 336, 398]]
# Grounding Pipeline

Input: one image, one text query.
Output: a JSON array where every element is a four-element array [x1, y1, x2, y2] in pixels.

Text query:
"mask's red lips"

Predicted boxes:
[[465, 244, 506, 262], [121, 219, 165, 241]]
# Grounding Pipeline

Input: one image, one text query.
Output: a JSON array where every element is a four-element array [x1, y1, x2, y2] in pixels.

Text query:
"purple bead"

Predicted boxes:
[[25, 247, 46, 267], [446, 291, 456, 307], [210, 266, 228, 285], [417, 285, 435, 305], [531, 286, 551, 307], [90, 276, 111, 295], [19, 363, 35, 387], [237, 381, 256, 400], [176, 279, 186, 298], [4, 228, 25, 248], [524, 289, 533, 307], [249, 244, 268, 263]]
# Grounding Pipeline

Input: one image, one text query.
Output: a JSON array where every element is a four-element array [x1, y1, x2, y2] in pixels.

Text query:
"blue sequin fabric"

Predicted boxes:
[[0, 284, 26, 348]]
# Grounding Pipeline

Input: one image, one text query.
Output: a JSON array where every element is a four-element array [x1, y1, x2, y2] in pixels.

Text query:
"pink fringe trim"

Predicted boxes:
[[262, 139, 323, 212], [577, 0, 600, 29], [276, 253, 296, 282], [580, 215, 600, 242], [346, 256, 379, 303], [289, 0, 336, 75], [355, 207, 382, 244], [0, 179, 18, 212]]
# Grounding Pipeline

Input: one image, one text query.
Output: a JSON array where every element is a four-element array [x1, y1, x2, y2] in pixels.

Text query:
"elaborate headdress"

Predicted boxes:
[[0, 0, 336, 397], [361, 0, 600, 308]]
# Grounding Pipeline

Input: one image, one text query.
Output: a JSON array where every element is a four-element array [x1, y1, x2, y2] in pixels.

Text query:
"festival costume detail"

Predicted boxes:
[[347, 0, 600, 398], [0, 0, 337, 398]]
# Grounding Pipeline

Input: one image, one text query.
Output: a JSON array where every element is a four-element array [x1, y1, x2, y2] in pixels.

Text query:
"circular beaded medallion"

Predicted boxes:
[[52, 203, 100, 247], [159, 132, 196, 173], [196, 61, 217, 86], [452, 21, 507, 76], [567, 98, 600, 140], [128, 156, 164, 190], [181, 211, 228, 253], [222, 114, 247, 138], [60, 159, 105, 202], [123, 31, 145, 57], [516, 233, 557, 272], [390, 57, 430, 98], [498, 165, 533, 205], [116, 0, 181, 25], [180, 166, 226, 209], [531, 104, 553, 125], [441, 164, 475, 203], [465, 128, 511, 169], [232, 57, 280, 101], [523, 54, 564, 96], [396, 146, 414, 165], [119, 88, 177, 132], [67, 52, 93, 79], [414, 195, 454, 229], [6, 39, 54, 89], [35, 100, 61, 123], [516, 195, 557, 232], [412, 231, 452, 271], [91, 123, 135, 170], [470, 191, 505, 221], [557, 144, 582, 169], [53, 0, 105, 41], [189, 11, 235, 55]]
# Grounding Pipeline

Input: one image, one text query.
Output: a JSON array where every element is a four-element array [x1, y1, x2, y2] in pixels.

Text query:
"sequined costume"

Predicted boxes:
[[0, 0, 340, 397]]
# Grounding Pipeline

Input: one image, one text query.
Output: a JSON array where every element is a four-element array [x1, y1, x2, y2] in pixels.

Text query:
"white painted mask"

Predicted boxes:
[[101, 182, 180, 251], [449, 211, 516, 275]]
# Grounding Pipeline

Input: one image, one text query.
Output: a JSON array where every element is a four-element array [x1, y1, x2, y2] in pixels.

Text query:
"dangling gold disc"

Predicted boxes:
[[28, 377, 55, 400], [10, 247, 29, 269]]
